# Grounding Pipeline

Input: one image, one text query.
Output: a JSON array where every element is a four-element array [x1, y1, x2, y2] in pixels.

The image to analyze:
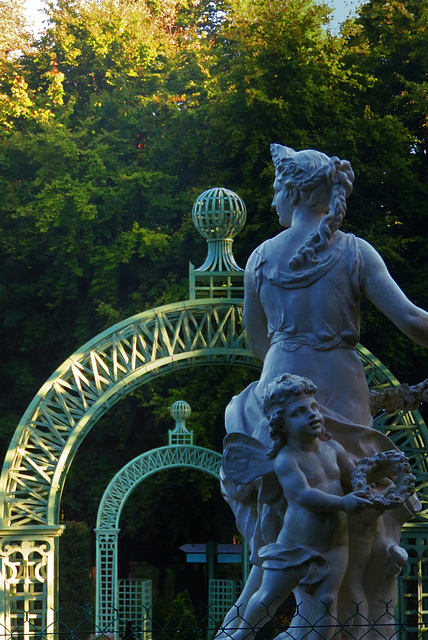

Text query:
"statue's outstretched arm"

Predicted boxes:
[[360, 239, 428, 348]]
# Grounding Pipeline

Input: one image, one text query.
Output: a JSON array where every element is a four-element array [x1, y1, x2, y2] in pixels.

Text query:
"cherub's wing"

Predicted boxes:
[[222, 433, 274, 484]]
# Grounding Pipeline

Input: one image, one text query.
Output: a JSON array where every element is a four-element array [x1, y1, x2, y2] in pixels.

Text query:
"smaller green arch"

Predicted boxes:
[[96, 445, 223, 530], [95, 444, 223, 633]]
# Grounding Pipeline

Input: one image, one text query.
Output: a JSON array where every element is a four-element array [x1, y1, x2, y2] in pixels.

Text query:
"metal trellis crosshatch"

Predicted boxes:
[[0, 188, 427, 637]]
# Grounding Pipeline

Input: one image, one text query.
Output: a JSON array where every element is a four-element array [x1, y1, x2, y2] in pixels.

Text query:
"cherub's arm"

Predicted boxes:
[[334, 441, 356, 494], [243, 251, 270, 362], [275, 452, 371, 515], [359, 239, 428, 348]]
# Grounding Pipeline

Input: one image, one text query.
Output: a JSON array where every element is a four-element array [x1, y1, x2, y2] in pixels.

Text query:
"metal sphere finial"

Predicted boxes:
[[192, 188, 247, 241], [191, 188, 246, 272], [170, 400, 192, 423]]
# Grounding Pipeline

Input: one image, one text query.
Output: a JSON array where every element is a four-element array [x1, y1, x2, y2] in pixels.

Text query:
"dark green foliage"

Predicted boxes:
[[59, 521, 94, 627], [164, 590, 203, 640], [118, 468, 236, 568]]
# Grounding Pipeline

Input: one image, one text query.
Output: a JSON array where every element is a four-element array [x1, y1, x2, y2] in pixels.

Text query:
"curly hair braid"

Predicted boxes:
[[270, 145, 355, 270]]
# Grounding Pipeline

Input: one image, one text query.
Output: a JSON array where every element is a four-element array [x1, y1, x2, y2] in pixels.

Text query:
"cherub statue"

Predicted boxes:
[[223, 373, 372, 640], [221, 374, 416, 640]]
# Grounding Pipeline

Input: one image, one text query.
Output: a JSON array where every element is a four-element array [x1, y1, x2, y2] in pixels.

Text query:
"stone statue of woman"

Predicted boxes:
[[220, 144, 428, 637]]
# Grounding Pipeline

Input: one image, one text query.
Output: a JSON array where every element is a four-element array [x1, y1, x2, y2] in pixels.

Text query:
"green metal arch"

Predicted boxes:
[[1, 297, 427, 528], [0, 299, 257, 528], [96, 446, 222, 530]]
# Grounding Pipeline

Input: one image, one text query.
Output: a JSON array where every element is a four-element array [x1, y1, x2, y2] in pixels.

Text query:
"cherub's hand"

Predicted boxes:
[[342, 491, 373, 514]]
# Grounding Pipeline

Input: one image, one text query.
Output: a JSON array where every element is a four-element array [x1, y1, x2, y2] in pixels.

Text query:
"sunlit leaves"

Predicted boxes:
[[0, 0, 32, 60]]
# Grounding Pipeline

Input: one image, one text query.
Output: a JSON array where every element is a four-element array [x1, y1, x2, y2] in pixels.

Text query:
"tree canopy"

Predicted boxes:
[[0, 0, 427, 610]]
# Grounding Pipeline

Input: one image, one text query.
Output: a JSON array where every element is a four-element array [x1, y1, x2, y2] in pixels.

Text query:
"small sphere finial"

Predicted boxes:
[[170, 400, 192, 423], [191, 188, 246, 272]]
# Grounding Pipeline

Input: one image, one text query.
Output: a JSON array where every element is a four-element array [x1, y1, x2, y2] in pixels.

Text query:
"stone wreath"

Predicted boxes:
[[351, 449, 416, 510], [369, 378, 428, 415]]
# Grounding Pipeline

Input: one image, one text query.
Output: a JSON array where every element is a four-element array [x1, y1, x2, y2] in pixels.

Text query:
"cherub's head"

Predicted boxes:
[[262, 373, 329, 458]]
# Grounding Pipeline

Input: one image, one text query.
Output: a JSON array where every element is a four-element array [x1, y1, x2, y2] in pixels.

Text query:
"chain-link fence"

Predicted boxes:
[[1, 600, 427, 640]]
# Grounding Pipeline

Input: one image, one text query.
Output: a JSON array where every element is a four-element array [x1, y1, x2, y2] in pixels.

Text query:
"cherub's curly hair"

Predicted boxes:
[[271, 144, 354, 270], [262, 373, 329, 459]]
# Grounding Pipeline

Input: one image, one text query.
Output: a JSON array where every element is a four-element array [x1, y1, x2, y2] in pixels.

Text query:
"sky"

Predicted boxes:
[[320, 0, 367, 25], [24, 0, 367, 35]]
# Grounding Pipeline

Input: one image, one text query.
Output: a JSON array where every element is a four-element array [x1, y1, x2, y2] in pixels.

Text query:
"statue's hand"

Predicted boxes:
[[342, 491, 373, 514]]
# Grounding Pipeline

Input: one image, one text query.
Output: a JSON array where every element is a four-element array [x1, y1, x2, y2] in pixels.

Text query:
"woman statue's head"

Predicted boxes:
[[270, 144, 355, 270]]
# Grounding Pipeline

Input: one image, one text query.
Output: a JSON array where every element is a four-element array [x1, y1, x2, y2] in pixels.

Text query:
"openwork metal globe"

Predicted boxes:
[[170, 400, 192, 423], [192, 188, 246, 271], [192, 187, 247, 240]]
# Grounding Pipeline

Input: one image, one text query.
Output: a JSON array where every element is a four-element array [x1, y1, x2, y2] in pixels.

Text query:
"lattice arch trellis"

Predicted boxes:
[[0, 297, 427, 636], [95, 445, 222, 633], [0, 298, 258, 636]]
